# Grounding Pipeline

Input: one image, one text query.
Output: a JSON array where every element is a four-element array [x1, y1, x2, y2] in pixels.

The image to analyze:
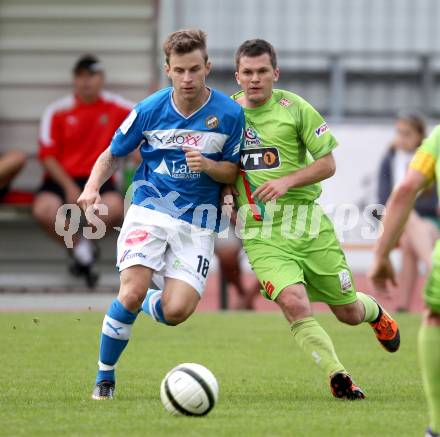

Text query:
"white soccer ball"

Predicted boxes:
[[160, 363, 219, 416]]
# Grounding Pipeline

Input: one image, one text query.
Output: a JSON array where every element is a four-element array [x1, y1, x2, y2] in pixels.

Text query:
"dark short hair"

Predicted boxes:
[[235, 39, 277, 70], [73, 55, 103, 75], [163, 29, 208, 65]]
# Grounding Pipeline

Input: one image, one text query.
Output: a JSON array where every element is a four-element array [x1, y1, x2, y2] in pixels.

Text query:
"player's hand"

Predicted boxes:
[[368, 256, 397, 297], [183, 147, 207, 173], [77, 186, 101, 221], [65, 183, 82, 205], [252, 177, 289, 203]]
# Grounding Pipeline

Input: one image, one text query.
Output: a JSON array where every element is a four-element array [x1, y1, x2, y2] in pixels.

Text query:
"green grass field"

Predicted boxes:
[[0, 311, 426, 437]]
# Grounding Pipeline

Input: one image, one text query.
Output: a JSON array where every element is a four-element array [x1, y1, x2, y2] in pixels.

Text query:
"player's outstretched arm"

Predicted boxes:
[[369, 168, 427, 294], [183, 147, 239, 183], [77, 147, 122, 212]]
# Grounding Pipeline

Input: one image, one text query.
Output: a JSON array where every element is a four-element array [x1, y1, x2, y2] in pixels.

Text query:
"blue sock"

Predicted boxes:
[[96, 299, 138, 384], [141, 289, 169, 325]]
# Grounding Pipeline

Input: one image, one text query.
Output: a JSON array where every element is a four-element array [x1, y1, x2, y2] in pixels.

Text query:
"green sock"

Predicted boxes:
[[357, 292, 380, 323], [291, 317, 346, 376], [418, 324, 440, 434]]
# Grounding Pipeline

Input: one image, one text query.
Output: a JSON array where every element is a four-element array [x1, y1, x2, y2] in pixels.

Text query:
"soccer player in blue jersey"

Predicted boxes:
[[77, 29, 245, 400]]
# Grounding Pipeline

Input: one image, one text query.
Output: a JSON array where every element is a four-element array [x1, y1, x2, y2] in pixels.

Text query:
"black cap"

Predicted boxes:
[[73, 55, 104, 75]]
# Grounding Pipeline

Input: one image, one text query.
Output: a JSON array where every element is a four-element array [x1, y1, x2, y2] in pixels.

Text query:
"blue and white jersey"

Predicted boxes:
[[110, 87, 244, 230]]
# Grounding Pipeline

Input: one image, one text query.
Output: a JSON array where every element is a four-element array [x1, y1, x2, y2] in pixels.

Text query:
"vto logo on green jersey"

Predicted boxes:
[[240, 147, 281, 171]]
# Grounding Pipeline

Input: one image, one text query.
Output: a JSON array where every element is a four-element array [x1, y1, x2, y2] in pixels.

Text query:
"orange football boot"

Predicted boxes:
[[369, 297, 400, 353]]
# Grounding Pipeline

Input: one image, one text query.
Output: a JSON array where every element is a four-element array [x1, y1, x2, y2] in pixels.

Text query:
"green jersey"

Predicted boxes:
[[409, 125, 440, 313], [232, 89, 338, 228], [410, 125, 440, 192]]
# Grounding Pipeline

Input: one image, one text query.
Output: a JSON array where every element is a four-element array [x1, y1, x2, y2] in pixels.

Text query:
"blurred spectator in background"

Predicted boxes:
[[378, 112, 439, 311], [216, 203, 260, 310], [215, 230, 260, 310], [32, 55, 133, 287], [0, 150, 27, 201]]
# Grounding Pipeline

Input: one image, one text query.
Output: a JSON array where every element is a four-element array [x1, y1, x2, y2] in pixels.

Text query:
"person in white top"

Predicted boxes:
[[377, 112, 439, 311]]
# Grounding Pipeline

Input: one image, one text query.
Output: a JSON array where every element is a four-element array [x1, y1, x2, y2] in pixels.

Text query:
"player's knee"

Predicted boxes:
[[281, 285, 309, 306], [118, 290, 144, 312], [32, 199, 56, 224], [118, 279, 146, 311], [276, 285, 312, 320]]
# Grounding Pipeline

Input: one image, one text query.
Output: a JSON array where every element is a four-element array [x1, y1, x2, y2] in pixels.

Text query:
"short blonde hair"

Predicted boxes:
[[163, 29, 208, 65]]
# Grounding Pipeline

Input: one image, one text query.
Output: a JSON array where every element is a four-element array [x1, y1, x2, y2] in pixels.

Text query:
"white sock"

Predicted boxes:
[[148, 289, 162, 319], [73, 237, 94, 266]]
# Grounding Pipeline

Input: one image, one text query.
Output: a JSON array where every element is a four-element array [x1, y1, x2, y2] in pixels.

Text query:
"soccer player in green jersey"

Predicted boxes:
[[229, 39, 400, 399], [370, 128, 440, 435]]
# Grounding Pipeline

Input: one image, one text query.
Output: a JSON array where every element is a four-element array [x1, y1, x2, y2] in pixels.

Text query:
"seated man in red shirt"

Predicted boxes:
[[33, 55, 133, 287], [0, 150, 27, 201]]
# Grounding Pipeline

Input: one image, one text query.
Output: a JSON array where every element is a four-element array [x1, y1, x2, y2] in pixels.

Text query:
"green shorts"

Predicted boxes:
[[242, 204, 357, 306], [423, 240, 440, 314]]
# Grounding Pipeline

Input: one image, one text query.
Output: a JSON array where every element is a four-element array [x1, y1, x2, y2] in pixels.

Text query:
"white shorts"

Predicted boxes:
[[117, 205, 215, 295]]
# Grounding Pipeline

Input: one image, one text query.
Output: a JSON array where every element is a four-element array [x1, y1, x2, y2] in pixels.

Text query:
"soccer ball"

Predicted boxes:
[[160, 363, 219, 416]]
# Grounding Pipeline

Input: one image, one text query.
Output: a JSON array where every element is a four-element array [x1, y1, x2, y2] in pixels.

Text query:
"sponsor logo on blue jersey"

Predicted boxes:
[[110, 87, 245, 230], [153, 158, 201, 179]]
